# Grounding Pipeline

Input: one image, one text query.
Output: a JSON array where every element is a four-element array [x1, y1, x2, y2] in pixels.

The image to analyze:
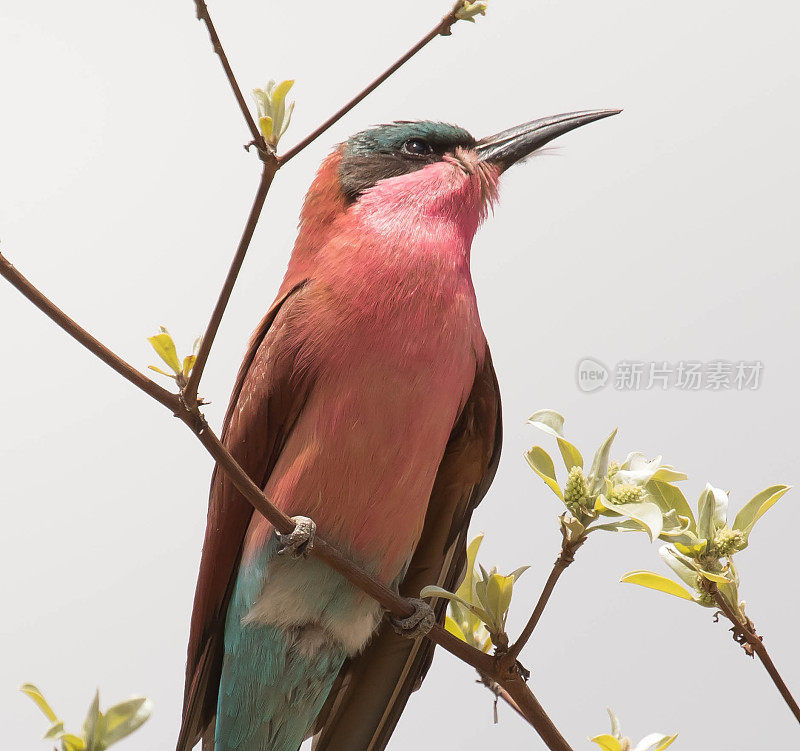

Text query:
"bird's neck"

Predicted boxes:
[[286, 151, 498, 296]]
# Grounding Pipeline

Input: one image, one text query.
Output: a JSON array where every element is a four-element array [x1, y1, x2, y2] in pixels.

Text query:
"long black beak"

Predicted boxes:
[[476, 109, 621, 171]]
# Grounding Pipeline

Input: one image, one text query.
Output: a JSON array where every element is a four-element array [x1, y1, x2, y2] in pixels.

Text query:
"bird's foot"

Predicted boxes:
[[276, 516, 317, 559], [390, 598, 436, 639]]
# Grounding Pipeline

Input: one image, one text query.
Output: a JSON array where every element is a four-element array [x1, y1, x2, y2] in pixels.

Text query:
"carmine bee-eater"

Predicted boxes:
[[177, 109, 619, 751]]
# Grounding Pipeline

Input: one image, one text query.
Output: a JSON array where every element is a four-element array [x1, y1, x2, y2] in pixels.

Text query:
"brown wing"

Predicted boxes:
[[177, 280, 310, 751], [311, 346, 502, 751]]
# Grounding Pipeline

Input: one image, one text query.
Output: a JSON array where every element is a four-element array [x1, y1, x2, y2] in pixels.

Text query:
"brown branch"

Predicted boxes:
[[507, 520, 587, 662], [0, 252, 573, 750], [192, 0, 263, 146], [499, 671, 572, 751], [710, 586, 800, 725], [278, 0, 466, 164], [0, 253, 178, 412], [477, 671, 533, 726], [181, 161, 278, 409]]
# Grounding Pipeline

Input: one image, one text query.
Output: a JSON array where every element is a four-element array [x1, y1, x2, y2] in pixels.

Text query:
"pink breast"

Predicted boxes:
[[243, 156, 495, 583]]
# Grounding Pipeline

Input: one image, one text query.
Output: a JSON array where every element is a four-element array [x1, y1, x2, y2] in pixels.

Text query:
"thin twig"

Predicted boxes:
[[711, 587, 800, 725], [279, 0, 466, 164], [192, 0, 263, 146], [507, 522, 587, 662], [0, 253, 178, 412], [181, 162, 277, 409]]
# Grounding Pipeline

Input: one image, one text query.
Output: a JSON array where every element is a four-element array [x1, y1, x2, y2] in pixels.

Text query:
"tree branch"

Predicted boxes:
[[499, 673, 572, 751], [507, 521, 587, 662], [279, 0, 467, 164], [181, 161, 277, 409], [192, 0, 263, 146], [710, 586, 800, 725], [0, 253, 178, 412]]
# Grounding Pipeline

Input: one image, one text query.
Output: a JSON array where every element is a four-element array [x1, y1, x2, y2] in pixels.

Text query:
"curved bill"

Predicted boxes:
[[476, 109, 621, 171]]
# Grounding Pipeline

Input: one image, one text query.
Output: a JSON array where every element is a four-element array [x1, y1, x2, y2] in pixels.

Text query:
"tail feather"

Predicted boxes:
[[216, 621, 345, 751], [214, 539, 349, 751]]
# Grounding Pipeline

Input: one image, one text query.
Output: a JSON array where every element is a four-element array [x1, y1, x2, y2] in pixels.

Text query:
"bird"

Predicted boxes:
[[177, 109, 619, 751]]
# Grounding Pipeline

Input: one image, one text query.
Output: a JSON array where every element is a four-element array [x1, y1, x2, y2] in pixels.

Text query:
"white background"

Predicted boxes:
[[2, 1, 799, 749]]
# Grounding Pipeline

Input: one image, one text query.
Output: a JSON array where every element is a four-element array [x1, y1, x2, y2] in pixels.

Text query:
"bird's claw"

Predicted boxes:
[[276, 516, 316, 558], [390, 598, 435, 639]]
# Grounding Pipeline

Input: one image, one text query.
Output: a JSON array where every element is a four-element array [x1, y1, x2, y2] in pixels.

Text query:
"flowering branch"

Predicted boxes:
[[506, 516, 587, 662]]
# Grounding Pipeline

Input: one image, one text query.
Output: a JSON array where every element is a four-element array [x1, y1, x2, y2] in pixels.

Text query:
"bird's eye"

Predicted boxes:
[[402, 138, 433, 156]]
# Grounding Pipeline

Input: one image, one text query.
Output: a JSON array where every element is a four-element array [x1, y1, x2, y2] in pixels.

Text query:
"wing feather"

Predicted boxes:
[[177, 280, 309, 751]]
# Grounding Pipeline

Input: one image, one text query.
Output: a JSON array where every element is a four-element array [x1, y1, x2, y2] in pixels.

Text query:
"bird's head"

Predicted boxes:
[[337, 110, 619, 206], [289, 110, 620, 279]]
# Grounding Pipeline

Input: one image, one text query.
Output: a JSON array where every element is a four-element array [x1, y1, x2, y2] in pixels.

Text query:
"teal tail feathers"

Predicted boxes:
[[215, 620, 345, 751], [215, 545, 348, 751]]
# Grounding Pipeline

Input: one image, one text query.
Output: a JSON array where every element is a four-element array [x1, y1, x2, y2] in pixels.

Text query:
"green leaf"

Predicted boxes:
[[101, 697, 152, 745], [732, 484, 792, 539], [258, 115, 274, 142], [673, 536, 707, 556], [147, 365, 176, 380], [43, 721, 66, 739], [621, 571, 694, 601], [82, 690, 102, 751], [62, 735, 88, 751], [147, 331, 181, 374], [445, 615, 466, 641], [20, 683, 59, 723], [557, 436, 583, 471], [696, 566, 732, 584], [717, 561, 741, 614], [181, 354, 197, 379], [634, 733, 679, 751], [588, 429, 618, 494], [697, 483, 728, 539], [525, 446, 563, 499], [587, 519, 646, 534], [659, 546, 701, 589], [420, 586, 490, 625], [648, 480, 696, 532], [659, 509, 690, 536], [456, 533, 484, 600], [486, 573, 515, 625], [590, 734, 623, 751], [650, 467, 688, 483], [450, 598, 481, 643], [597, 497, 663, 541], [271, 79, 295, 105], [606, 707, 622, 739], [527, 409, 565, 437], [420, 585, 466, 605], [280, 100, 295, 138]]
